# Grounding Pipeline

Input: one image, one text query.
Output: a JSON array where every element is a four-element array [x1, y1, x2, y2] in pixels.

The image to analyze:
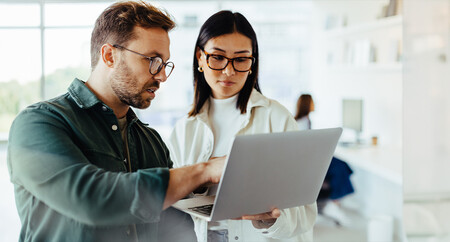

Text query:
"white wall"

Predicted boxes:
[[309, 0, 402, 147], [403, 0, 450, 240]]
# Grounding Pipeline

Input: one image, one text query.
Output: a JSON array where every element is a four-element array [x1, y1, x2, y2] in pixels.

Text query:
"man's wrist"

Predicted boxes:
[[195, 162, 210, 184], [252, 218, 276, 229]]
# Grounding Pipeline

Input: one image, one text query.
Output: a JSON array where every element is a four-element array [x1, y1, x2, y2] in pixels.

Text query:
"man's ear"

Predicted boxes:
[[101, 44, 115, 67]]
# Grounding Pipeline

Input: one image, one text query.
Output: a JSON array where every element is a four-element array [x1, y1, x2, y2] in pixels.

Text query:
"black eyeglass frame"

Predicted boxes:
[[202, 50, 255, 72], [112, 44, 174, 78]]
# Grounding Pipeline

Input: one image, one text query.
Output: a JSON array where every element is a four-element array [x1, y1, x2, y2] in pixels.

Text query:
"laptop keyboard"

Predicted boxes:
[[189, 204, 214, 216]]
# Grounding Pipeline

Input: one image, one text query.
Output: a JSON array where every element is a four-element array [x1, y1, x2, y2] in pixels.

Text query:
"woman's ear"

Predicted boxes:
[[195, 47, 203, 63]]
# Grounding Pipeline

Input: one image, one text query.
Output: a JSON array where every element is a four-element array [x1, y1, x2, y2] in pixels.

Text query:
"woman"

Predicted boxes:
[[294, 94, 314, 130], [168, 11, 316, 242]]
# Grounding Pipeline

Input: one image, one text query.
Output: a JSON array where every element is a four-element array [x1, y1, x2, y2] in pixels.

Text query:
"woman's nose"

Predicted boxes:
[[222, 61, 235, 76]]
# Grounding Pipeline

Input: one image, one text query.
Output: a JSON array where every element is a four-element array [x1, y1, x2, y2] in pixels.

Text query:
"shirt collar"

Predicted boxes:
[[68, 78, 140, 124], [246, 88, 269, 113], [68, 78, 102, 109]]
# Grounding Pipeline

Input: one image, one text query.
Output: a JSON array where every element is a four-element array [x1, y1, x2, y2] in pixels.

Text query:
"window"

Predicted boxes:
[[0, 4, 40, 27], [0, 29, 41, 134], [0, 2, 108, 137], [44, 28, 92, 98]]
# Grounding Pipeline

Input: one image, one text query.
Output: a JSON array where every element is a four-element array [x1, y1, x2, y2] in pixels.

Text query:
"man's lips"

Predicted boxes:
[[146, 87, 158, 93], [144, 86, 158, 99]]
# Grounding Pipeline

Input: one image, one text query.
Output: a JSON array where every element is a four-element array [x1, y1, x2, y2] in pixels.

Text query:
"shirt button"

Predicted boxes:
[[234, 236, 239, 240], [112, 124, 118, 131], [101, 106, 107, 111]]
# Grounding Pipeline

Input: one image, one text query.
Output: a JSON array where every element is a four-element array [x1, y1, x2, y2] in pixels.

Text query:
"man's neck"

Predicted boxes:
[[85, 68, 129, 119]]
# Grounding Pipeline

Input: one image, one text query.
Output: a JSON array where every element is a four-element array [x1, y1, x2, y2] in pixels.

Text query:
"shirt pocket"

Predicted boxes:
[[83, 149, 127, 172]]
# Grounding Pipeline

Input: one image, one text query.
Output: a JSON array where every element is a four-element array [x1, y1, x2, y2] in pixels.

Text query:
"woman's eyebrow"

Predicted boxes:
[[211, 47, 226, 53], [210, 47, 251, 54], [234, 50, 251, 54]]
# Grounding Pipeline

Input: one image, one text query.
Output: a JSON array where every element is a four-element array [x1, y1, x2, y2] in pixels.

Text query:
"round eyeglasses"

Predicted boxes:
[[112, 44, 174, 78], [203, 50, 255, 72]]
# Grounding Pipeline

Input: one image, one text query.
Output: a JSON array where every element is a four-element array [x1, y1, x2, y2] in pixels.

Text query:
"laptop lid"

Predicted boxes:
[[209, 127, 342, 221]]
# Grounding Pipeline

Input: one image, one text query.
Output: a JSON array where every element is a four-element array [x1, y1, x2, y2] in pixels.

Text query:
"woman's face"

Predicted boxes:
[[197, 32, 253, 99]]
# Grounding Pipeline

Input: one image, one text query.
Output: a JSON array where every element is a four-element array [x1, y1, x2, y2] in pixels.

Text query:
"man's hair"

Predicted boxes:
[[90, 0, 175, 69], [188, 10, 261, 117]]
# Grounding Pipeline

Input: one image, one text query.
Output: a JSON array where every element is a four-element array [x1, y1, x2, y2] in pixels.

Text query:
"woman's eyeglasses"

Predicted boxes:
[[203, 50, 254, 72]]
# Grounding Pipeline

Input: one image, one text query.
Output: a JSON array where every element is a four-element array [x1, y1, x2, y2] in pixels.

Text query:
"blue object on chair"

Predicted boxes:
[[326, 157, 354, 200]]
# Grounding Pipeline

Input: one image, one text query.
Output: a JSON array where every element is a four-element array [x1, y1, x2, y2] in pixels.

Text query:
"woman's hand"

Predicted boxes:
[[238, 208, 281, 229]]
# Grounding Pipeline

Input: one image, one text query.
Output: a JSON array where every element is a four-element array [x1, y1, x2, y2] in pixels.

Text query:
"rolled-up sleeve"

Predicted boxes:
[[7, 106, 169, 226]]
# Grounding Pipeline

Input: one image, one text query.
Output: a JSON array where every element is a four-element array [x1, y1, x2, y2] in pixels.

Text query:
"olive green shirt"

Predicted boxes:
[[7, 78, 172, 241]]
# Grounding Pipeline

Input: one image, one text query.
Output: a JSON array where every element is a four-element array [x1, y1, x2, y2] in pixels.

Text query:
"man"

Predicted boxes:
[[7, 1, 224, 241]]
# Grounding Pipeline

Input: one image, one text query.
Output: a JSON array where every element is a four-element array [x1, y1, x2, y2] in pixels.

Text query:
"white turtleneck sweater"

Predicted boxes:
[[208, 94, 247, 158]]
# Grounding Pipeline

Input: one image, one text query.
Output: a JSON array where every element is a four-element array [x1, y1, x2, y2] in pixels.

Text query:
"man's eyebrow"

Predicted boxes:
[[144, 51, 170, 61]]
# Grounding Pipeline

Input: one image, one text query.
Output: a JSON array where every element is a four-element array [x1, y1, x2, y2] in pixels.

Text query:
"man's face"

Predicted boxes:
[[110, 27, 170, 109]]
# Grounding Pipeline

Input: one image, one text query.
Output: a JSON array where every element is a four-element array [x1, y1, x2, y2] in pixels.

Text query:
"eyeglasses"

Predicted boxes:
[[203, 50, 255, 72], [112, 44, 174, 78]]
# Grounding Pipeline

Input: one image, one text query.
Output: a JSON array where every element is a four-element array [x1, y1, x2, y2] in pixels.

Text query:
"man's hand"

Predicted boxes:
[[238, 208, 281, 229], [163, 156, 225, 210], [204, 156, 226, 184]]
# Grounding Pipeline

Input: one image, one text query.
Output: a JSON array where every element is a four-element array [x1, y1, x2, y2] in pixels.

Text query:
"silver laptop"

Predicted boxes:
[[172, 127, 342, 221]]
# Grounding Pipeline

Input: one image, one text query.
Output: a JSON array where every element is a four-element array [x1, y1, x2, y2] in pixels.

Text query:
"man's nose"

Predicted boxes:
[[153, 68, 167, 83]]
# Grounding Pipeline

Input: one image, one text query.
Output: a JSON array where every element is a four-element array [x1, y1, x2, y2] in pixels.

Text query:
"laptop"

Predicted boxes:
[[172, 127, 343, 221]]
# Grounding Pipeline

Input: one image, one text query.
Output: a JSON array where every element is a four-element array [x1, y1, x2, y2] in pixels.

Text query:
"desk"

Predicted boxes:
[[333, 144, 404, 240], [334, 144, 402, 185]]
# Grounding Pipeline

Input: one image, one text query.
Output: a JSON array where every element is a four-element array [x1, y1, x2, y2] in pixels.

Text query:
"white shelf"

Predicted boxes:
[[323, 15, 402, 38], [404, 193, 450, 203], [319, 16, 403, 71], [325, 62, 402, 72]]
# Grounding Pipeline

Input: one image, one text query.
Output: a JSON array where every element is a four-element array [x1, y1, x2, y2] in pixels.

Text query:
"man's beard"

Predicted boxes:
[[110, 60, 156, 109]]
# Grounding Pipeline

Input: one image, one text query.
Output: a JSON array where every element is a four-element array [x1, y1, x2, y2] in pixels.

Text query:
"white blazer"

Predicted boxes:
[[168, 89, 317, 242]]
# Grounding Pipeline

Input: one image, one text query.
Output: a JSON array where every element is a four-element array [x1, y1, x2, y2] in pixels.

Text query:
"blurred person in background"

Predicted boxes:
[[295, 94, 314, 130]]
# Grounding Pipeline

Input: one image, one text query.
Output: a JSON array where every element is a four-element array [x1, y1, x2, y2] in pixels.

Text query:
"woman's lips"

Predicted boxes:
[[218, 81, 235, 87]]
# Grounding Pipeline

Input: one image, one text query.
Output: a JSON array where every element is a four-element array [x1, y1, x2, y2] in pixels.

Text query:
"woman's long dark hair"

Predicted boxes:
[[295, 94, 313, 120], [188, 10, 261, 117]]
